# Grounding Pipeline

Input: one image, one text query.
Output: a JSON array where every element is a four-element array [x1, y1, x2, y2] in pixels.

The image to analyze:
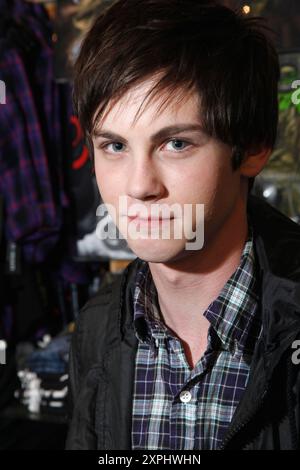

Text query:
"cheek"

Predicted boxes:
[[187, 161, 239, 219], [205, 170, 240, 225], [177, 164, 222, 204], [94, 161, 121, 203], [94, 160, 105, 192]]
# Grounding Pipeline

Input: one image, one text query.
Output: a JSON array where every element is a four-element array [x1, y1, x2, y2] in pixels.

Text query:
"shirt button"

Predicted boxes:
[[179, 390, 192, 403]]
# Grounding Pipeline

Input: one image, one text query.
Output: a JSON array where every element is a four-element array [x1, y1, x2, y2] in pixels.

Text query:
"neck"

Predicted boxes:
[[148, 195, 249, 326]]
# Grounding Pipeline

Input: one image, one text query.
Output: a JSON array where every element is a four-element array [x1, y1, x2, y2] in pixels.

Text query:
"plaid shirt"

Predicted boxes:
[[131, 228, 262, 450]]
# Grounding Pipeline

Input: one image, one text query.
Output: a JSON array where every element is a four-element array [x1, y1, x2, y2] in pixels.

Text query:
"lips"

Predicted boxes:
[[127, 215, 174, 221]]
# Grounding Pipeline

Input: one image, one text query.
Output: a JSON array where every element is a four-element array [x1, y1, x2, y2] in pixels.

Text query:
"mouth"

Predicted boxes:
[[127, 215, 174, 225]]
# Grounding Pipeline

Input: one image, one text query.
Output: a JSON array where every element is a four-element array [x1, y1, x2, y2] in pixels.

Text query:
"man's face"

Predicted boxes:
[[92, 78, 243, 263]]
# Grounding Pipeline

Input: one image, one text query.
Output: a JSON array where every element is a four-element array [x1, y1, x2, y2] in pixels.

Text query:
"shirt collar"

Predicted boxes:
[[203, 226, 261, 354], [133, 261, 167, 344]]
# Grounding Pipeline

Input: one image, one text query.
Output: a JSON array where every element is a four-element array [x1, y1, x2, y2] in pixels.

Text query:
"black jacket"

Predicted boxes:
[[66, 196, 300, 450]]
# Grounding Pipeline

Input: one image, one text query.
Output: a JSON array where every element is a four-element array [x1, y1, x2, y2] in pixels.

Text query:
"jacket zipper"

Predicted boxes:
[[218, 388, 268, 450]]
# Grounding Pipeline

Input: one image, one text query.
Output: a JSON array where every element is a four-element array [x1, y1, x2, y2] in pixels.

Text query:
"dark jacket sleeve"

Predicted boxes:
[[65, 310, 99, 450], [64, 274, 127, 450]]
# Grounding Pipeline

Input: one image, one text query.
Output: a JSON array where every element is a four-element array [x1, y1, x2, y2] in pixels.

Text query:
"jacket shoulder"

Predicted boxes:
[[79, 281, 116, 325], [248, 195, 300, 280], [71, 257, 142, 371]]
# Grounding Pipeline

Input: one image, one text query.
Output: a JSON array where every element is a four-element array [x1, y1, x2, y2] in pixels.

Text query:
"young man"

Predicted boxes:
[[66, 0, 300, 450]]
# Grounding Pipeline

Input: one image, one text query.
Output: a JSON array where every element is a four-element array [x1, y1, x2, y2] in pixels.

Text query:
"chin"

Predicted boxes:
[[127, 238, 187, 263]]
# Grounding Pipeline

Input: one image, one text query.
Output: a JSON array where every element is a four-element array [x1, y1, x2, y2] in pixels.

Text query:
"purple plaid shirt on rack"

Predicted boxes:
[[0, 1, 67, 262]]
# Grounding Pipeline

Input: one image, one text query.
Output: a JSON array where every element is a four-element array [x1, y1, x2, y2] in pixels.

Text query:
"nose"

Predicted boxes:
[[126, 156, 164, 201]]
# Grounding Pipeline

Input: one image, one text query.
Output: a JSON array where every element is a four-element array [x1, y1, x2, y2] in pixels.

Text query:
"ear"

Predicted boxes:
[[240, 147, 272, 178]]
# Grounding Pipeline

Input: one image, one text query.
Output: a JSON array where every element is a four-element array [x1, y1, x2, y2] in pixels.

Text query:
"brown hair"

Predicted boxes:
[[73, 0, 280, 174]]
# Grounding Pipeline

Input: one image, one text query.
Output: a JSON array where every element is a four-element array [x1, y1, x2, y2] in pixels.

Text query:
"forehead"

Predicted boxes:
[[93, 78, 200, 133]]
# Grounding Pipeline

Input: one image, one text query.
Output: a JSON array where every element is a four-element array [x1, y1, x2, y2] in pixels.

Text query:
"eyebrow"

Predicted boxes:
[[92, 123, 206, 143]]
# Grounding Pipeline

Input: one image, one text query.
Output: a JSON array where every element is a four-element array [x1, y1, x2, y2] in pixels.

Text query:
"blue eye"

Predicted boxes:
[[166, 139, 190, 152], [106, 142, 124, 152]]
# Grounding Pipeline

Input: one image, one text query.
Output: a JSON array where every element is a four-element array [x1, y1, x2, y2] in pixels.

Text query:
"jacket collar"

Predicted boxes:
[[246, 195, 300, 379], [218, 197, 300, 448], [248, 195, 300, 281]]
